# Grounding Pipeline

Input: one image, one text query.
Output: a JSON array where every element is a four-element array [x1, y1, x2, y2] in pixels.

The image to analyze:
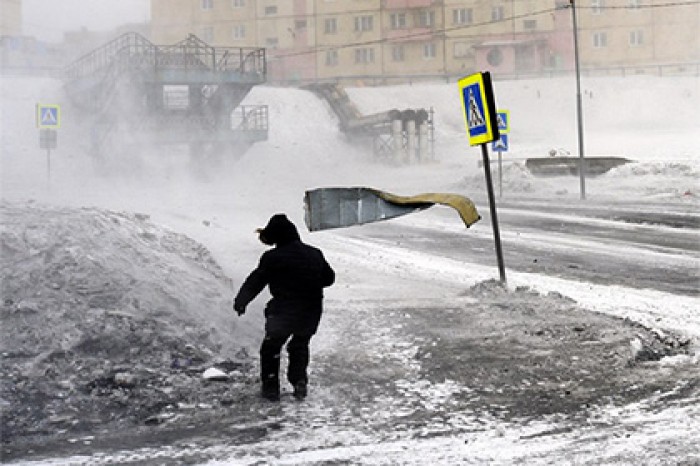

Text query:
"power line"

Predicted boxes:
[[582, 0, 700, 9]]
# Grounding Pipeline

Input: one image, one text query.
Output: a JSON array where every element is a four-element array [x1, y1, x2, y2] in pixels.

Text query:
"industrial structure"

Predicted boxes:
[[307, 83, 434, 162]]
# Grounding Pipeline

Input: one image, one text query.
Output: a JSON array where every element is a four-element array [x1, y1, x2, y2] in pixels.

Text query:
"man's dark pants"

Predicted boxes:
[[260, 332, 312, 395]]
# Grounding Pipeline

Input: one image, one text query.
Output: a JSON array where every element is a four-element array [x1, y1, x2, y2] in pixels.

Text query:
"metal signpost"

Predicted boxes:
[[458, 72, 506, 284], [492, 110, 510, 199], [570, 0, 587, 200], [36, 103, 60, 185], [491, 134, 509, 199]]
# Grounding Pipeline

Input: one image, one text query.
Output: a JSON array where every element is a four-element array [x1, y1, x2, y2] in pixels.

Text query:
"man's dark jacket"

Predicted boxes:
[[234, 214, 335, 336]]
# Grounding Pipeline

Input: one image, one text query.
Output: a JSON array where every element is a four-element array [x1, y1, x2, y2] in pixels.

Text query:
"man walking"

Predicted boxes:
[[234, 214, 335, 401]]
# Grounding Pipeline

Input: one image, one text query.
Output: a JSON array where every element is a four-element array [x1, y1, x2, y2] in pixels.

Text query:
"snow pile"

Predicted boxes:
[[1, 201, 268, 447], [0, 201, 252, 357], [594, 161, 700, 198], [463, 162, 539, 194]]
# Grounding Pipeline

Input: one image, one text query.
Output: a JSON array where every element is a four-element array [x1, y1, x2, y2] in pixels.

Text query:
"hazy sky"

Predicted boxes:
[[22, 0, 151, 42]]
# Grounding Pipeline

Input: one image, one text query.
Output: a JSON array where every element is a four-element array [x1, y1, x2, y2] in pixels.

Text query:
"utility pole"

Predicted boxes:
[[570, 0, 586, 200]]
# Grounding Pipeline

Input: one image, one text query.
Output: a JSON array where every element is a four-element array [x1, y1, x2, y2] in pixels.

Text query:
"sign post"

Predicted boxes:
[[36, 103, 60, 185], [458, 72, 506, 284], [492, 110, 510, 199], [491, 134, 509, 198]]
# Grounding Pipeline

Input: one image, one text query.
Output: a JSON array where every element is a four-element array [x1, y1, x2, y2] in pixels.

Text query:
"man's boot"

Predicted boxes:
[[261, 375, 280, 402], [293, 380, 307, 400], [260, 336, 284, 401]]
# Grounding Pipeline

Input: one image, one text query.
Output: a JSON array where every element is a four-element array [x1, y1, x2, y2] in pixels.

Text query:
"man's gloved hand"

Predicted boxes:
[[233, 302, 245, 316]]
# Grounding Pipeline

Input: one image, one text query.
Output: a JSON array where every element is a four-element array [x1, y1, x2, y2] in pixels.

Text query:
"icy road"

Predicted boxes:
[[337, 197, 700, 297]]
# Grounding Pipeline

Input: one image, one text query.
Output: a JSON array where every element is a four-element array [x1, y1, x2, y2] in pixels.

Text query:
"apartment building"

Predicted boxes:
[[444, 0, 563, 75], [0, 0, 22, 36], [577, 0, 700, 68], [1, 0, 55, 71], [314, 0, 383, 80], [151, 0, 700, 83]]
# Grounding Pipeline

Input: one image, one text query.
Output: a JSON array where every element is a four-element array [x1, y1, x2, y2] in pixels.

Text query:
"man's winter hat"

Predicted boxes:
[[256, 214, 300, 246]]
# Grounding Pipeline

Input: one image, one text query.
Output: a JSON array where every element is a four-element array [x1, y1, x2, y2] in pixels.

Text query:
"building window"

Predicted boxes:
[[629, 30, 643, 46], [295, 20, 307, 29], [354, 47, 374, 64], [325, 50, 338, 66], [201, 0, 213, 10], [627, 0, 641, 8], [523, 19, 537, 30], [592, 0, 604, 15], [232, 24, 245, 40], [324, 18, 337, 34], [264, 5, 277, 15], [491, 6, 504, 22], [453, 41, 472, 59], [392, 45, 405, 62], [423, 43, 437, 59], [390, 13, 407, 29], [266, 37, 278, 47], [354, 15, 373, 32], [418, 10, 435, 27], [452, 8, 472, 25], [593, 32, 607, 48], [200, 27, 214, 42], [231, 0, 244, 7]]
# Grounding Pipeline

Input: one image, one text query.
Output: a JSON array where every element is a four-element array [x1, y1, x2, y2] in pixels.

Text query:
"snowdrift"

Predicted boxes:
[[0, 201, 255, 360]]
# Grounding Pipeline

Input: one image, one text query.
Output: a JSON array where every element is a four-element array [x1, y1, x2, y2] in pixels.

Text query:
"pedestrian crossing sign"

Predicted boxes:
[[497, 110, 509, 134], [458, 72, 499, 146], [36, 104, 61, 129], [491, 134, 509, 152]]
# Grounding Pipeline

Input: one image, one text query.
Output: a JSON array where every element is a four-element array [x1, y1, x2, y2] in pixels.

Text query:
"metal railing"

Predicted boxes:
[[63, 33, 154, 80], [232, 105, 269, 132], [63, 32, 266, 82]]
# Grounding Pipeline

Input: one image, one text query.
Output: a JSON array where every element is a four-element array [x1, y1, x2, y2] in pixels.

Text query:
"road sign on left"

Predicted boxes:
[[36, 104, 61, 129]]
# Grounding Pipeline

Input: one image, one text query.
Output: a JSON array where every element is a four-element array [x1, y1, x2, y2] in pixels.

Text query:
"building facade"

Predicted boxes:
[[0, 0, 22, 36], [1, 0, 63, 72], [150, 0, 700, 83]]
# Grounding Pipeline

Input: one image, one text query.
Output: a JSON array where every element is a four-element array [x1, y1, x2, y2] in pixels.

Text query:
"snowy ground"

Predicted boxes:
[[1, 73, 699, 464]]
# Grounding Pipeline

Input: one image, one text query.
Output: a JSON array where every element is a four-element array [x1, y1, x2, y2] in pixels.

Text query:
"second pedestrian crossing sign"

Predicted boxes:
[[497, 110, 509, 134], [458, 72, 499, 146], [36, 104, 61, 129]]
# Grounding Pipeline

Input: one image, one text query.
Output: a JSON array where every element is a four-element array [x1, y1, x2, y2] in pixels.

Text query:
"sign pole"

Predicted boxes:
[[459, 72, 507, 284], [36, 103, 60, 188], [46, 148, 51, 186], [481, 143, 506, 284], [497, 150, 503, 199]]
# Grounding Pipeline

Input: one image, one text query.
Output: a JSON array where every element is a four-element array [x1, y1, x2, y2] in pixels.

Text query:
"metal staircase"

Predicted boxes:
[[63, 33, 268, 159]]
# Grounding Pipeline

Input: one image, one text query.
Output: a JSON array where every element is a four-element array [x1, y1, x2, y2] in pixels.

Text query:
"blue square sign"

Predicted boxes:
[[37, 104, 60, 129], [497, 110, 509, 134], [491, 134, 509, 152], [463, 83, 487, 138]]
